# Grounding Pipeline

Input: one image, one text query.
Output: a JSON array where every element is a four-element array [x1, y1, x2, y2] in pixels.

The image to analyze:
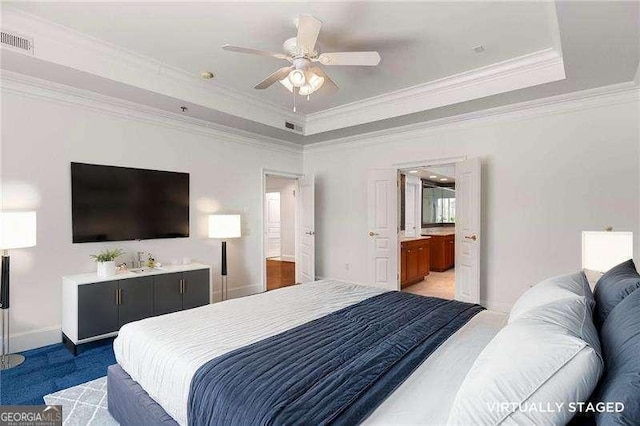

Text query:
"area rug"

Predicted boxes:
[[43, 376, 118, 425]]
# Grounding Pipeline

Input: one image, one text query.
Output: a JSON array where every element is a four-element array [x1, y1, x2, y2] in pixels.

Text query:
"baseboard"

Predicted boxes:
[[211, 283, 263, 302], [10, 325, 62, 353]]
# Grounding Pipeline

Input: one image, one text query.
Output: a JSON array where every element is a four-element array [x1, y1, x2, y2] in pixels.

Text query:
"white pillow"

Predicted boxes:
[[447, 298, 603, 426], [509, 271, 594, 323]]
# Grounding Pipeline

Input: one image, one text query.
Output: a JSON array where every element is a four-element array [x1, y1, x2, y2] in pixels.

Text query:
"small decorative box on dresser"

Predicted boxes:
[[62, 263, 210, 355], [400, 237, 431, 288]]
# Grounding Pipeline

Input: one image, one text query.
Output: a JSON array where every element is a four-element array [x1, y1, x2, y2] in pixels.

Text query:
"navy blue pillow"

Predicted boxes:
[[593, 287, 640, 425], [593, 259, 640, 328]]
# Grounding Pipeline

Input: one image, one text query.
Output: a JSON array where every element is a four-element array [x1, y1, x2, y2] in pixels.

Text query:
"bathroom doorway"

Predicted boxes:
[[399, 164, 457, 300]]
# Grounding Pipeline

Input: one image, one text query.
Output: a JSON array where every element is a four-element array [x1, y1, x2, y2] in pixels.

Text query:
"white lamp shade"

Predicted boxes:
[[0, 211, 37, 249], [582, 231, 633, 273], [208, 214, 241, 239]]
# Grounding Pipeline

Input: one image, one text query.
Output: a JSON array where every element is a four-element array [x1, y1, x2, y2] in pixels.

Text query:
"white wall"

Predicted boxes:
[[266, 176, 296, 260], [304, 96, 640, 312], [0, 89, 302, 351]]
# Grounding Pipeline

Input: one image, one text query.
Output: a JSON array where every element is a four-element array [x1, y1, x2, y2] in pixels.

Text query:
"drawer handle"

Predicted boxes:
[[115, 289, 119, 305], [418, 248, 423, 251]]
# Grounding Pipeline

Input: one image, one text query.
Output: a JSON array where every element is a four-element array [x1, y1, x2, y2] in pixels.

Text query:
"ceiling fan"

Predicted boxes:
[[222, 15, 381, 107]]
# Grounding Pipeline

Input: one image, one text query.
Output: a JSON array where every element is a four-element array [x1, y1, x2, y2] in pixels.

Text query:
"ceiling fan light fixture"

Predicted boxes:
[[279, 77, 294, 93], [298, 70, 324, 96], [281, 70, 324, 96], [288, 69, 306, 87]]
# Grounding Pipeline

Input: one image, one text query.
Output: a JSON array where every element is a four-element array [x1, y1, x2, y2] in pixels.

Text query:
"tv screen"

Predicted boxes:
[[71, 162, 189, 243]]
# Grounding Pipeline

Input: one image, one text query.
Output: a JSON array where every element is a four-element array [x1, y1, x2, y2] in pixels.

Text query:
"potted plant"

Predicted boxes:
[[91, 248, 125, 277]]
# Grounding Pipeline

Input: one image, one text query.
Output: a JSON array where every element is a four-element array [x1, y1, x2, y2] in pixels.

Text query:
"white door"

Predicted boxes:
[[405, 174, 421, 237], [367, 169, 399, 290], [265, 192, 281, 258], [455, 158, 481, 303], [296, 174, 315, 283]]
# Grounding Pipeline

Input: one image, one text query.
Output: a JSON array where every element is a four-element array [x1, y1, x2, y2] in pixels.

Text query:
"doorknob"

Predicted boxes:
[[464, 234, 478, 241], [369, 231, 379, 237], [305, 231, 315, 236]]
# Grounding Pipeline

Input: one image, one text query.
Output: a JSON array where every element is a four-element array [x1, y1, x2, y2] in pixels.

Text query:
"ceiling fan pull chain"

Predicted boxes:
[[293, 88, 297, 112]]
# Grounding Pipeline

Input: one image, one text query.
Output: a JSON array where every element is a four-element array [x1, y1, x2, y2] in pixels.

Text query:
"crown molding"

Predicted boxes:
[[2, 6, 572, 138], [304, 81, 640, 152], [0, 70, 303, 155], [303, 48, 566, 135], [1, 6, 303, 129]]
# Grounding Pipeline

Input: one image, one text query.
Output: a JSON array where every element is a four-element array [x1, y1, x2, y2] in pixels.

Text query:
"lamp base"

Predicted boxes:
[[0, 353, 25, 370]]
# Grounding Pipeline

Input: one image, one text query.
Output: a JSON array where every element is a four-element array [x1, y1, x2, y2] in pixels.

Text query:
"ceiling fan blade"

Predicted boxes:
[[222, 44, 289, 61], [317, 51, 381, 66], [254, 66, 293, 89], [311, 67, 338, 93], [296, 15, 322, 54]]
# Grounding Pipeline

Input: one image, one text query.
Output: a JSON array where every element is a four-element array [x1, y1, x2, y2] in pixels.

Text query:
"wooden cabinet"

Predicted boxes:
[[78, 281, 119, 340], [154, 273, 184, 316], [428, 234, 455, 272], [400, 238, 431, 288], [154, 270, 210, 315], [118, 276, 154, 327], [63, 265, 211, 355], [77, 276, 155, 339]]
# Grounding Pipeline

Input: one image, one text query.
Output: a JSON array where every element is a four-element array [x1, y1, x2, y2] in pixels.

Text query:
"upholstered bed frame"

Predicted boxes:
[[108, 364, 178, 426]]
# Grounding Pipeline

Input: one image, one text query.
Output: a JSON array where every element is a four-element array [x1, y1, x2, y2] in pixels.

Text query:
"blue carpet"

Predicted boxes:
[[0, 339, 115, 405]]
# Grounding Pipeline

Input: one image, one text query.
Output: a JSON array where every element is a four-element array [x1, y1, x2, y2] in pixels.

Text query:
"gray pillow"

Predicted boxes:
[[593, 259, 640, 328], [593, 287, 640, 425]]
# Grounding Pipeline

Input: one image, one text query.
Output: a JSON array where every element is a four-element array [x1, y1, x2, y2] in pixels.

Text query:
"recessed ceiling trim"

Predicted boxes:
[[1, 6, 303, 128], [304, 81, 639, 152], [303, 48, 566, 135], [0, 69, 303, 154]]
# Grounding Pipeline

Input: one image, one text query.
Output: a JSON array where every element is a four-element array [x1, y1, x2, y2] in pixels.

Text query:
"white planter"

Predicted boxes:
[[97, 261, 116, 278]]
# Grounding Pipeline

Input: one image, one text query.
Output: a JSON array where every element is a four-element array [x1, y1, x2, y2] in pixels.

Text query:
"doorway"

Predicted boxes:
[[265, 176, 297, 290], [261, 170, 316, 292], [399, 165, 456, 300], [366, 158, 480, 303]]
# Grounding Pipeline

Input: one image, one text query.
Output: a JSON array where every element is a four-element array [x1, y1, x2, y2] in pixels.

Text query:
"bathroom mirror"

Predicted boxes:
[[422, 185, 455, 226]]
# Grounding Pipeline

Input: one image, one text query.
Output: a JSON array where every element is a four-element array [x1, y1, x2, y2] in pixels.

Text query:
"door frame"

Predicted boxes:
[[261, 169, 304, 293], [392, 156, 469, 292]]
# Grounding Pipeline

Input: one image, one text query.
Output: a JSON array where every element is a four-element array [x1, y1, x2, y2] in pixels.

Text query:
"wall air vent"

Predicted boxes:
[[1, 30, 34, 54], [284, 121, 303, 133]]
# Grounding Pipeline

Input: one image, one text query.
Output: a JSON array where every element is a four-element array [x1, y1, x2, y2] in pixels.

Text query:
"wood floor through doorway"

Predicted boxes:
[[266, 259, 296, 290]]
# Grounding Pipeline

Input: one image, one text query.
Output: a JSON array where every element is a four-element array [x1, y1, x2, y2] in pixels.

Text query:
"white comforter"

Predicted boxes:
[[113, 279, 505, 425]]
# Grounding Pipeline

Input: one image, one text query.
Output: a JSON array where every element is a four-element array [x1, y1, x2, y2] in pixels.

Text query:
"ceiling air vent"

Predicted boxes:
[[284, 121, 303, 133], [1, 30, 34, 54]]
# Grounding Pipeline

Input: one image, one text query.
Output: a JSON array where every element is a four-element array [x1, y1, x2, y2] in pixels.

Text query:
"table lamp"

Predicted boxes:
[[208, 215, 241, 301], [0, 211, 37, 370], [582, 230, 633, 273]]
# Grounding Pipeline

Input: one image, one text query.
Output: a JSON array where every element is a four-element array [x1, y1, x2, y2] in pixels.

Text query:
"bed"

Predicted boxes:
[[109, 279, 506, 425]]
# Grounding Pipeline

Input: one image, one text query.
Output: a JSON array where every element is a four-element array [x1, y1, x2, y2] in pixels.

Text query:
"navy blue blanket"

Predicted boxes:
[[188, 292, 484, 426]]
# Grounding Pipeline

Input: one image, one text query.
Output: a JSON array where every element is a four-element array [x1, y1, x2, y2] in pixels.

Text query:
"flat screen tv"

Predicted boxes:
[[71, 162, 189, 243]]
